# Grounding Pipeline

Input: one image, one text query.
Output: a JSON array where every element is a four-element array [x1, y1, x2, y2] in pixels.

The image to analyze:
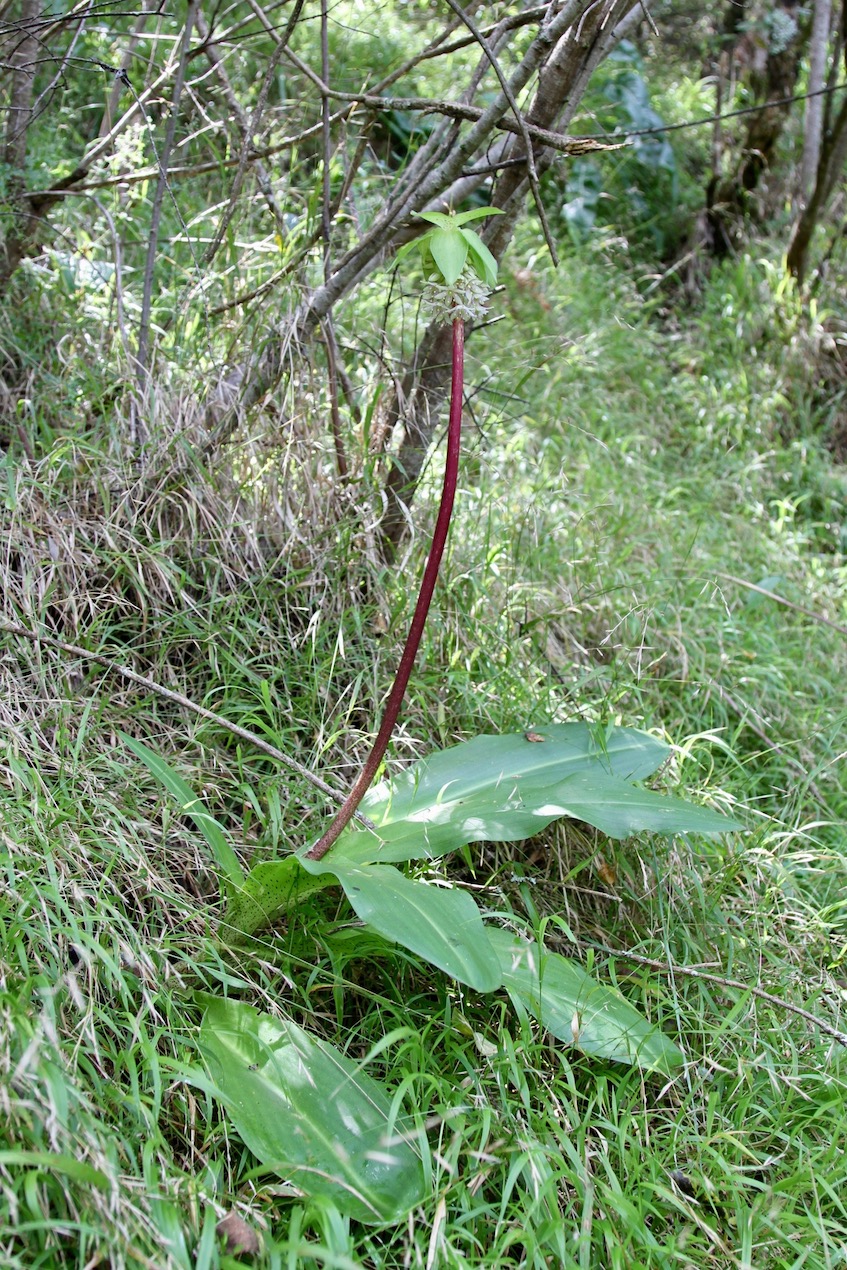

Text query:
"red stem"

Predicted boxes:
[[305, 315, 465, 861]]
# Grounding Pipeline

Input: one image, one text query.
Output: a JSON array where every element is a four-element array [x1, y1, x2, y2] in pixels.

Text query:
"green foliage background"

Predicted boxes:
[[1, 1, 846, 1266]]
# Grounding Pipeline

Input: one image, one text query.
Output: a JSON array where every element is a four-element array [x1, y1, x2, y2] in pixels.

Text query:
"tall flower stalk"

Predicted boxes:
[[306, 209, 501, 862]]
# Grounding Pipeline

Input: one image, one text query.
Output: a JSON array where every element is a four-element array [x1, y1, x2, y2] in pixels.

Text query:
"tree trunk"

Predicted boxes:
[[706, 1, 806, 259], [787, 0, 847, 280], [787, 91, 847, 279], [0, 0, 40, 289], [800, 0, 833, 199]]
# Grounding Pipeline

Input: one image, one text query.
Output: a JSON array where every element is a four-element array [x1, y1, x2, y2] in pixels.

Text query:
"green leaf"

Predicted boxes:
[[417, 211, 455, 228], [460, 227, 499, 285], [522, 768, 739, 838], [198, 997, 425, 1224], [0, 1151, 111, 1192], [393, 236, 424, 267], [428, 227, 468, 285], [302, 858, 502, 991], [223, 857, 336, 940], [450, 206, 504, 226], [487, 928, 684, 1076], [121, 733, 245, 888], [324, 724, 738, 866]]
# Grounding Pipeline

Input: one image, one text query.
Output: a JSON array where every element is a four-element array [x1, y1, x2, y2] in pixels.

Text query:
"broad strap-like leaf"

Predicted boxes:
[[121, 732, 244, 888], [523, 768, 739, 838], [487, 927, 684, 1077], [325, 724, 738, 865], [198, 997, 425, 1224], [301, 857, 502, 992]]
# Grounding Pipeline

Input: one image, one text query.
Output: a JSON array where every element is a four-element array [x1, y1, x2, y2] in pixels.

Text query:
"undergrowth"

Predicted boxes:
[[1, 235, 846, 1267]]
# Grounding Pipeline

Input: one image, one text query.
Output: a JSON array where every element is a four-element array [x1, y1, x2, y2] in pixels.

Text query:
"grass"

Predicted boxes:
[[1, 233, 847, 1268]]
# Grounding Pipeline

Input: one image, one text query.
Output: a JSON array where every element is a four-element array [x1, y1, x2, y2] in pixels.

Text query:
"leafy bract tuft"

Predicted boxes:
[[395, 206, 503, 287]]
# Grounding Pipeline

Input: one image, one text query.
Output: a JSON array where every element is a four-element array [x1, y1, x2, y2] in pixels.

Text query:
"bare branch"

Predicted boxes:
[[311, 0, 597, 322], [188, 1, 628, 469], [136, 2, 198, 392], [321, 317, 350, 479], [196, 9, 287, 241], [320, 0, 332, 277], [440, 0, 559, 264], [201, 0, 305, 267], [581, 941, 847, 1049]]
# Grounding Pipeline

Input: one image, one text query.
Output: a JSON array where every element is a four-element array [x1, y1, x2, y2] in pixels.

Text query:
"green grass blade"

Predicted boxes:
[[120, 732, 245, 887], [0, 1151, 111, 1192]]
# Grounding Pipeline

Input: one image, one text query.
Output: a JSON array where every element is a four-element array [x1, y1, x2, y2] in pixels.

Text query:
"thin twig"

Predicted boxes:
[[321, 317, 349, 479], [28, 12, 86, 124], [316, 0, 347, 485], [312, 2, 592, 317], [36, 62, 175, 207], [202, 0, 305, 267], [0, 618, 375, 830], [320, 0, 332, 278], [31, 107, 619, 203], [22, 65, 847, 206], [97, 1, 159, 141], [323, 330, 362, 428], [582, 941, 847, 1048], [716, 570, 847, 637], [331, 114, 375, 224], [196, 11, 288, 240], [31, 108, 347, 197], [352, 7, 549, 99], [206, 236, 320, 317], [612, 79, 847, 139], [86, 194, 130, 360]]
